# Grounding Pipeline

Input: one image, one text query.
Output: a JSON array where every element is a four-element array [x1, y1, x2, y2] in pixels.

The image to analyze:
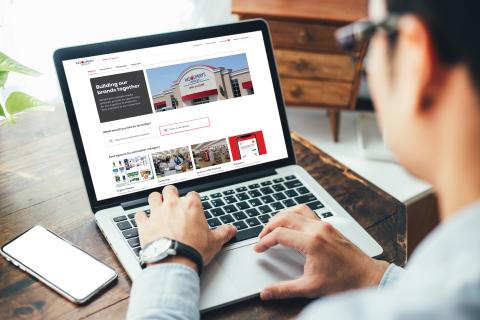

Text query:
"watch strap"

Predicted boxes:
[[174, 241, 204, 276]]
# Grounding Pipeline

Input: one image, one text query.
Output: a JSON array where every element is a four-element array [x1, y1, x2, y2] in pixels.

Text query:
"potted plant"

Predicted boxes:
[[0, 52, 49, 126]]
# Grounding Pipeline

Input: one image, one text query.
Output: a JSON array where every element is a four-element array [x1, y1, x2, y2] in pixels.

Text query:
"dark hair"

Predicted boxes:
[[387, 0, 480, 92]]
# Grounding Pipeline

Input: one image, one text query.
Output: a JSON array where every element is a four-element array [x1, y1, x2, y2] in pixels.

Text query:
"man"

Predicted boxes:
[[127, 0, 480, 318]]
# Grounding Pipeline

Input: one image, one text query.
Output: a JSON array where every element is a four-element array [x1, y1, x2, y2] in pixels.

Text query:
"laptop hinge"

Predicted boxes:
[[121, 168, 277, 211]]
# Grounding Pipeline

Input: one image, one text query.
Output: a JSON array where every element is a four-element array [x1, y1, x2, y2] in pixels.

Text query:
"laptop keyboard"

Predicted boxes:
[[112, 175, 334, 257]]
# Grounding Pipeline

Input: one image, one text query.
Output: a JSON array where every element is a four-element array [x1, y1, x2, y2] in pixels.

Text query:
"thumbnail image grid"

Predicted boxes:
[[112, 155, 154, 186]]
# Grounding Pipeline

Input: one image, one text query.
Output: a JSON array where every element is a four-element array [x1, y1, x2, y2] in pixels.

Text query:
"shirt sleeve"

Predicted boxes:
[[127, 263, 200, 320], [378, 263, 405, 288]]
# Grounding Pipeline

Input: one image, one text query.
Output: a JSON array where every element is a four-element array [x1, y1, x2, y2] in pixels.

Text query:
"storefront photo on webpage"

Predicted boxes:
[[112, 154, 154, 187], [146, 53, 254, 113], [191, 138, 231, 169], [151, 146, 193, 178], [228, 130, 267, 161]]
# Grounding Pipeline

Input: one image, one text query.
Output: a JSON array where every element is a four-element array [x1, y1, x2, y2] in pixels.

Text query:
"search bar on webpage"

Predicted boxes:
[[159, 117, 210, 136]]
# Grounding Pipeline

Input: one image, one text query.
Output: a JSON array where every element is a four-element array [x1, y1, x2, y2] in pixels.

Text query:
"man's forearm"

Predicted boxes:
[[127, 263, 200, 320]]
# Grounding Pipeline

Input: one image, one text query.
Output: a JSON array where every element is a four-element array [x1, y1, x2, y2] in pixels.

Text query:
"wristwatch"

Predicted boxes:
[[139, 237, 203, 275]]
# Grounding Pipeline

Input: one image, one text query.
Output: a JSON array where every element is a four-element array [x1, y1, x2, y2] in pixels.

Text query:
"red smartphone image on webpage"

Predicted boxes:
[[236, 134, 259, 159]]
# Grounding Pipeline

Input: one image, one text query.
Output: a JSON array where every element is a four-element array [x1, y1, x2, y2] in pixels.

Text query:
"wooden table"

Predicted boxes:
[[0, 107, 405, 319]]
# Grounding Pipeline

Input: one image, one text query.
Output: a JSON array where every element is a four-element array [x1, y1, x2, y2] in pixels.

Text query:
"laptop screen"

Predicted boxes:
[[62, 30, 289, 201]]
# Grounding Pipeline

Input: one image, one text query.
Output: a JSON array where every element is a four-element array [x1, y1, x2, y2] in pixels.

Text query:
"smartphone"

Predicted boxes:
[[236, 134, 259, 159], [1, 226, 117, 304]]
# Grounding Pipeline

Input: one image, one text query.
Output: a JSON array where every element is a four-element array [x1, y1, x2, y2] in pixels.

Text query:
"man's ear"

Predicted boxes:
[[395, 14, 443, 114]]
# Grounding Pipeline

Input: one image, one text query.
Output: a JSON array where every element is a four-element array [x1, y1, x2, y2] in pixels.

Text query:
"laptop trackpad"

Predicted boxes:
[[200, 244, 305, 310]]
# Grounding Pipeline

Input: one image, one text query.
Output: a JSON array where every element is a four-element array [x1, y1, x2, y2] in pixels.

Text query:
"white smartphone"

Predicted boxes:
[[237, 134, 259, 159], [1, 225, 117, 304]]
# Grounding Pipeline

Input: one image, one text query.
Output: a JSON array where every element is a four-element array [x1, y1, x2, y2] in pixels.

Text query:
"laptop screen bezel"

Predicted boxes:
[[53, 19, 296, 212]]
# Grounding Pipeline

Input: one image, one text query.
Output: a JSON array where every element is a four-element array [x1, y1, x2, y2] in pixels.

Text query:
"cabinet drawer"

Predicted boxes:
[[275, 49, 356, 82], [268, 19, 345, 53], [280, 78, 354, 108]]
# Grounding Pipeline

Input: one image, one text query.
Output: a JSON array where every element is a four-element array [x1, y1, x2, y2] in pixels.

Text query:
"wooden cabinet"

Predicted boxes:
[[232, 0, 368, 141]]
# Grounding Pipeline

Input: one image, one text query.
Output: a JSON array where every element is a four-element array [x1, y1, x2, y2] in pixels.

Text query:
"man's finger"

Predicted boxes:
[[287, 204, 319, 219], [162, 185, 179, 206], [255, 227, 309, 253], [135, 211, 148, 228], [184, 191, 202, 210], [260, 278, 309, 300], [258, 212, 309, 239], [211, 224, 237, 244], [148, 192, 163, 213]]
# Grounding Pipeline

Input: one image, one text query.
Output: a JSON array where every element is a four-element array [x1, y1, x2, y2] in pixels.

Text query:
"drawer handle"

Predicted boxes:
[[290, 85, 303, 98], [297, 30, 312, 44]]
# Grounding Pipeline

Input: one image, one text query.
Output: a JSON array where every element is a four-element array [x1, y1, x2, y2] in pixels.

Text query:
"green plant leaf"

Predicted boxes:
[[0, 71, 8, 87], [5, 91, 47, 115], [0, 102, 4, 117], [0, 52, 41, 76]]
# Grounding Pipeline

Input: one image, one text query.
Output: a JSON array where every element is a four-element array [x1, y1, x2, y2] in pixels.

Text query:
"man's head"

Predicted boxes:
[[367, 0, 480, 183]]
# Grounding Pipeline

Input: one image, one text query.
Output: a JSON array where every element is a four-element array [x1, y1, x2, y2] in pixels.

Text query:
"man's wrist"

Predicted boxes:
[[146, 255, 199, 273]]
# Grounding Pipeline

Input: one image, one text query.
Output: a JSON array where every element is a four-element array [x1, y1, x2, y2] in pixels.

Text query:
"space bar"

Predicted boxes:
[[226, 226, 263, 245]]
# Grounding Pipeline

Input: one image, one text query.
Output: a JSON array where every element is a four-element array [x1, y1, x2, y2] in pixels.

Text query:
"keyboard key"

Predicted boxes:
[[236, 192, 249, 201], [236, 201, 250, 210], [285, 175, 296, 180], [285, 180, 303, 189], [128, 237, 140, 248], [211, 199, 225, 207], [227, 225, 262, 244], [210, 193, 222, 198], [233, 211, 248, 220], [272, 184, 286, 192], [117, 221, 132, 231], [232, 221, 248, 230], [283, 199, 296, 207], [145, 209, 151, 215], [248, 183, 260, 189], [307, 201, 324, 210], [297, 187, 310, 195], [260, 186, 274, 195], [271, 211, 279, 217], [123, 228, 138, 239], [246, 208, 260, 217], [113, 215, 127, 222], [211, 208, 225, 216], [273, 178, 284, 183], [204, 210, 212, 219], [133, 247, 141, 257], [271, 202, 285, 211], [322, 212, 333, 218], [248, 198, 262, 207], [223, 189, 235, 195], [131, 219, 137, 227], [248, 190, 262, 198], [207, 218, 222, 228], [285, 189, 298, 197], [220, 215, 235, 224], [200, 196, 209, 201], [260, 181, 272, 186], [236, 186, 248, 192], [260, 195, 274, 204], [258, 205, 272, 214], [295, 194, 317, 204], [246, 217, 261, 227], [224, 196, 237, 204], [127, 213, 135, 219], [258, 214, 271, 224], [223, 205, 238, 214], [202, 201, 212, 210], [273, 192, 287, 201]]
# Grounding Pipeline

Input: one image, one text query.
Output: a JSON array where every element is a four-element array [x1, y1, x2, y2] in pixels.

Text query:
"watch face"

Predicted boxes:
[[142, 238, 172, 261]]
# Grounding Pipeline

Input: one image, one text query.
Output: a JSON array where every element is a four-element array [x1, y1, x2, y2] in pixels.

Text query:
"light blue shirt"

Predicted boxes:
[[127, 202, 480, 320]]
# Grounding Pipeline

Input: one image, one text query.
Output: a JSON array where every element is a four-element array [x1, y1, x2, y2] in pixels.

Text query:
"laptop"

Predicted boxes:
[[53, 19, 382, 311]]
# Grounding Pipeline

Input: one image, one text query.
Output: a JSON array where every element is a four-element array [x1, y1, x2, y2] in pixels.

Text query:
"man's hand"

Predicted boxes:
[[254, 204, 389, 300], [136, 185, 237, 269]]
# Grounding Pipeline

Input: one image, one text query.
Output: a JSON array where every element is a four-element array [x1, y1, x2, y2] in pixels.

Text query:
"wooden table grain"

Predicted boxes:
[[0, 107, 405, 319]]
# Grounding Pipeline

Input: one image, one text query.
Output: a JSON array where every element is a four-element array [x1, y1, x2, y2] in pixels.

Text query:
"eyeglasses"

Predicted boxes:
[[335, 15, 401, 54]]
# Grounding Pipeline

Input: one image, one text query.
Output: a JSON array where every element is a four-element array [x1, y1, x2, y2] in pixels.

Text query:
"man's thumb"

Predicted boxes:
[[211, 224, 237, 246], [260, 279, 305, 300]]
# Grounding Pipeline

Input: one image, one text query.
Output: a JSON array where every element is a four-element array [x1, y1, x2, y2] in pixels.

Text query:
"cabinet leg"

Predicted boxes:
[[328, 110, 340, 142]]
